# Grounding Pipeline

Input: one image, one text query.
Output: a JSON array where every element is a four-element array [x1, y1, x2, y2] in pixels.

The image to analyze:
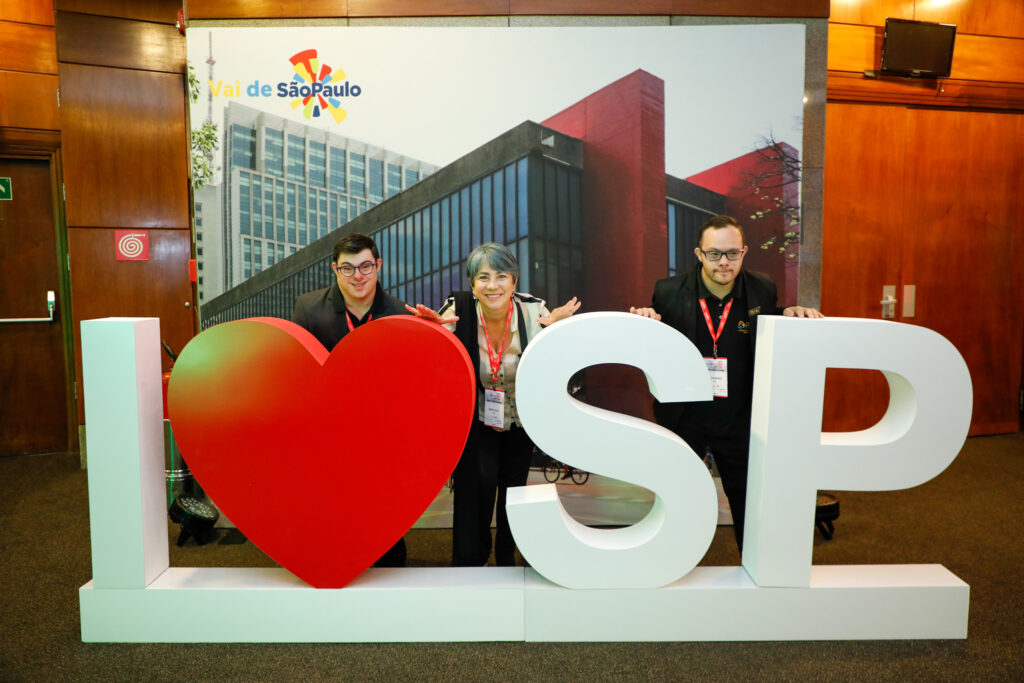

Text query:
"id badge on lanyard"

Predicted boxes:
[[483, 388, 505, 429], [699, 298, 732, 398], [704, 357, 728, 397]]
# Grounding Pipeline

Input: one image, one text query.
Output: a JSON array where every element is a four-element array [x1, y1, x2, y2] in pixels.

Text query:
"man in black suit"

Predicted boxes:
[[292, 233, 408, 351], [292, 232, 409, 567], [631, 215, 822, 554]]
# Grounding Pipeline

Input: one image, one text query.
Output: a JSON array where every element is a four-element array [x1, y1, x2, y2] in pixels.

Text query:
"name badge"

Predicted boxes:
[[484, 388, 505, 429], [704, 357, 728, 398]]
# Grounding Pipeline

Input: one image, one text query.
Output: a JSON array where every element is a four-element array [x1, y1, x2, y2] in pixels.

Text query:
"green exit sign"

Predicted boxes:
[[0, 177, 11, 201]]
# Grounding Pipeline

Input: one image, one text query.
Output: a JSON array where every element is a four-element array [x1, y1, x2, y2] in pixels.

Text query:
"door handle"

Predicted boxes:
[[1, 291, 55, 323], [880, 285, 897, 319]]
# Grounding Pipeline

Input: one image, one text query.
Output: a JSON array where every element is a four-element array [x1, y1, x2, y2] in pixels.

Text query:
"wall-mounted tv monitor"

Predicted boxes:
[[880, 18, 957, 78]]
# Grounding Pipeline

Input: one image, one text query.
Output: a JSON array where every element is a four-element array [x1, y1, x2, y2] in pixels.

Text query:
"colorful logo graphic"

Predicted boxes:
[[208, 49, 362, 125], [284, 49, 358, 123]]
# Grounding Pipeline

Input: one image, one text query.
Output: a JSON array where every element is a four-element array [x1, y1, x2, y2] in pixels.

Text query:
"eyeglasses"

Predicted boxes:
[[334, 260, 377, 277], [699, 248, 746, 262]]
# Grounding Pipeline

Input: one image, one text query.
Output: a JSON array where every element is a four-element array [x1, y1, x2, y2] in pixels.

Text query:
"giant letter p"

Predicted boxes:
[[743, 317, 973, 587]]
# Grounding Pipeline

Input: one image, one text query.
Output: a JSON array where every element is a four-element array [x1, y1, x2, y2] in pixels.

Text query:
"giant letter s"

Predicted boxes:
[[508, 312, 718, 589]]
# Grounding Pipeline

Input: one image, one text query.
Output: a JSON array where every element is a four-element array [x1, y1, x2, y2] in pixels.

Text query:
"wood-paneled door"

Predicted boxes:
[[0, 155, 74, 456], [901, 107, 1024, 434], [822, 102, 1024, 436]]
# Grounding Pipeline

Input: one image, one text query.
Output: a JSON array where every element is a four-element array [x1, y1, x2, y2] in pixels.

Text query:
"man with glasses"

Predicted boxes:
[[292, 232, 409, 567], [631, 215, 822, 556]]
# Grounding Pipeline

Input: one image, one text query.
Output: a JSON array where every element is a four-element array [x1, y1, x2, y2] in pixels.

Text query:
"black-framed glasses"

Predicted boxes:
[[699, 248, 746, 262], [335, 260, 377, 277]]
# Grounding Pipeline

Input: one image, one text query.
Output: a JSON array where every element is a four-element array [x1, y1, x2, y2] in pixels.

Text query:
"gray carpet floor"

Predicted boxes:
[[1, 433, 1022, 681]]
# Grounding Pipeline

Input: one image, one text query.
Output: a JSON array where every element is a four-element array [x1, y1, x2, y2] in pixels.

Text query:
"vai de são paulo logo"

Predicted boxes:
[[209, 49, 361, 124]]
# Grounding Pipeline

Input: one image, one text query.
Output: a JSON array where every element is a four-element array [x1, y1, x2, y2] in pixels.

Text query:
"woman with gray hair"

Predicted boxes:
[[412, 242, 580, 566]]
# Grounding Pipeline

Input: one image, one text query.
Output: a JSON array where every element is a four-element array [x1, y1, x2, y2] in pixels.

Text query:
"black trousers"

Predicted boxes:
[[452, 421, 533, 566], [673, 417, 751, 553]]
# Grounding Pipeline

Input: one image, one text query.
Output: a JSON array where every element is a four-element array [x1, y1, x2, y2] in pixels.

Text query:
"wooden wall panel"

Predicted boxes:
[[0, 129, 62, 154], [0, 22, 58, 74], [827, 72, 1024, 110], [68, 227, 196, 423], [820, 102, 905, 432], [914, 0, 1024, 40], [351, 0, 509, 16], [953, 33, 1024, 83], [6, 0, 56, 25], [827, 22, 879, 73], [830, 0, 1024, 38], [56, 0, 182, 24], [667, 0, 828, 17], [56, 12, 186, 73], [900, 108, 1024, 435], [509, 0, 669, 14], [187, 1, 348, 19], [829, 0, 910, 27], [59, 63, 190, 229], [0, 72, 61, 129]]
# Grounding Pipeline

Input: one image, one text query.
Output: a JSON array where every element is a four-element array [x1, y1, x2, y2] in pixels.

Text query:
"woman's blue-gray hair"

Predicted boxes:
[[465, 242, 519, 282]]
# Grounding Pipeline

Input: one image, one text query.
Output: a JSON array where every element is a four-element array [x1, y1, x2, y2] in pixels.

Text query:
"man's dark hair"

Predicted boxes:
[[697, 215, 746, 247], [333, 233, 379, 263]]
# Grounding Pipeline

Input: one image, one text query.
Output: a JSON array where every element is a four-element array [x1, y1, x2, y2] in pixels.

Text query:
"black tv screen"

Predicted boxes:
[[881, 18, 957, 78]]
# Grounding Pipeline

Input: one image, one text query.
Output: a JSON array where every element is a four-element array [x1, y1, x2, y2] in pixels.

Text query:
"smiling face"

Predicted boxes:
[[332, 248, 381, 308], [695, 226, 747, 296], [471, 260, 517, 319]]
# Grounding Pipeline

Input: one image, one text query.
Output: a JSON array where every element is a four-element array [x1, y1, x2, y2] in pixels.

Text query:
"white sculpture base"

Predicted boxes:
[[80, 564, 968, 642]]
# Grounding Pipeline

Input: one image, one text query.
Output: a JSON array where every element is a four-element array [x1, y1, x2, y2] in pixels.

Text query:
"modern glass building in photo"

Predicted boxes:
[[213, 101, 439, 297]]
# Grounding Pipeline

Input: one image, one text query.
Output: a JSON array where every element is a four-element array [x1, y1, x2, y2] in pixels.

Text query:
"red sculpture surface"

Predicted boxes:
[[167, 316, 476, 588]]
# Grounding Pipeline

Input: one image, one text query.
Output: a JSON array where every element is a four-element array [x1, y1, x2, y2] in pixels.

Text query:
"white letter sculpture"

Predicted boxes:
[[743, 317, 973, 587], [508, 312, 718, 589]]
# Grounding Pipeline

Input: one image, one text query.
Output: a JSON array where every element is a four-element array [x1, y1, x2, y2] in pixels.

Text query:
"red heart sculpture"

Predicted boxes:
[[167, 316, 475, 588]]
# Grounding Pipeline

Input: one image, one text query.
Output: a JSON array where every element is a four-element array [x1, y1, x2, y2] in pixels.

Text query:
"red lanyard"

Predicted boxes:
[[699, 298, 732, 358], [480, 300, 514, 386], [345, 310, 371, 333]]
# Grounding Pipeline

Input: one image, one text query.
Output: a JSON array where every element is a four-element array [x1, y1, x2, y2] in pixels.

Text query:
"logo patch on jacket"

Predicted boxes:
[[737, 320, 751, 334], [748, 306, 761, 317]]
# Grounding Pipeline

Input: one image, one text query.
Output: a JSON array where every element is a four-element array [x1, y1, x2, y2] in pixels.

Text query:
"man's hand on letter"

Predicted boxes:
[[782, 305, 824, 319], [629, 306, 662, 321]]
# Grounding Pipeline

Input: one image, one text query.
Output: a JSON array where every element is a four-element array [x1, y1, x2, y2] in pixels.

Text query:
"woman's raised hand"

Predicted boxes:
[[537, 297, 581, 326], [406, 303, 458, 324]]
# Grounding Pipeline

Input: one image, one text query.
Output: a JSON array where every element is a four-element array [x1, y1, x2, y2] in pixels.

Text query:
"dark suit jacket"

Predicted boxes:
[[651, 266, 781, 428], [291, 282, 408, 352]]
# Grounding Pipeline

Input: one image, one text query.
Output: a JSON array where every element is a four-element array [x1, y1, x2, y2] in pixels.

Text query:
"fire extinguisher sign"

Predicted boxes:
[[115, 230, 149, 261]]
